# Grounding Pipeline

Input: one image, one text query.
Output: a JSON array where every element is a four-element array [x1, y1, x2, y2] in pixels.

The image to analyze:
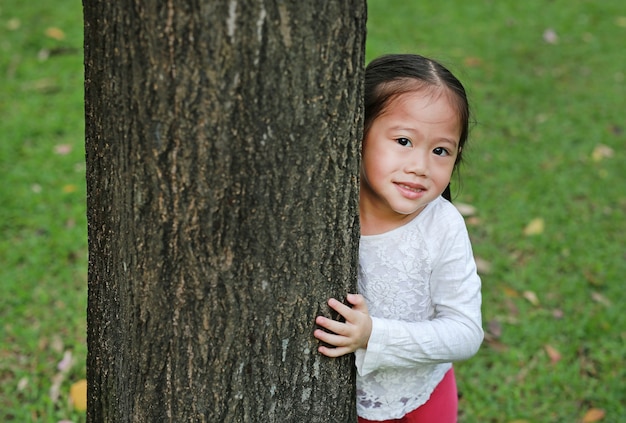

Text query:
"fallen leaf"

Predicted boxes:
[[488, 319, 502, 338], [523, 218, 544, 236], [543, 28, 558, 44], [591, 292, 611, 307], [474, 256, 492, 274], [54, 144, 72, 155], [582, 408, 606, 422], [523, 290, 540, 306], [45, 27, 65, 40], [51, 335, 64, 353], [466, 216, 482, 226], [27, 77, 58, 92], [18, 377, 28, 391], [591, 144, 614, 162], [502, 286, 519, 298], [464, 56, 483, 67], [50, 373, 64, 403], [7, 18, 21, 30], [544, 344, 561, 365], [63, 184, 77, 193], [616, 17, 626, 28], [70, 379, 88, 411], [455, 202, 477, 216], [484, 333, 509, 352], [38, 48, 50, 61], [57, 350, 73, 372]]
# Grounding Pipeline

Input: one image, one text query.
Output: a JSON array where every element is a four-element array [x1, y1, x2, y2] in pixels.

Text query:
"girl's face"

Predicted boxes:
[[360, 90, 461, 232]]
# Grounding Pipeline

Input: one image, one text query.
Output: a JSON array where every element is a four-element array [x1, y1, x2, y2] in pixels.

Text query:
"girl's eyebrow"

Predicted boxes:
[[438, 138, 459, 149]]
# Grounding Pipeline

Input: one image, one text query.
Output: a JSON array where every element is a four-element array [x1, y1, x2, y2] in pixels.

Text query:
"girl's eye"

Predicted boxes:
[[396, 137, 412, 147], [433, 147, 449, 156]]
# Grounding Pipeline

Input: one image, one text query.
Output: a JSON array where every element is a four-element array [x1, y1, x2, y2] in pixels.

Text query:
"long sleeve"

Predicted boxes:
[[355, 197, 483, 376]]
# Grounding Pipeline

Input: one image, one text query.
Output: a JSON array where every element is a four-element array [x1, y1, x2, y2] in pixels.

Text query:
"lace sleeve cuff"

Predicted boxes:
[[355, 316, 387, 376]]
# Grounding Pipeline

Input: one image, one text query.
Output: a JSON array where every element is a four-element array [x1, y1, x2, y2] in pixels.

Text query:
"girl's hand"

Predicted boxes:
[[314, 293, 372, 358]]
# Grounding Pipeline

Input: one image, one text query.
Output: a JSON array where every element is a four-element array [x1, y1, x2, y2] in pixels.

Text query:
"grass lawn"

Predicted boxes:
[[367, 1, 626, 421], [0, 0, 87, 421], [1, 0, 624, 421]]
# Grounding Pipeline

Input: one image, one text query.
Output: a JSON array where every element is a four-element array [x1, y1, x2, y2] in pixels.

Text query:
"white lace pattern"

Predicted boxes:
[[355, 197, 483, 420]]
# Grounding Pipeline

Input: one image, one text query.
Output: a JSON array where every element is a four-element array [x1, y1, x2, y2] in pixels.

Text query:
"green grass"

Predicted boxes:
[[1, 0, 624, 421], [0, 0, 86, 421], [367, 1, 626, 421]]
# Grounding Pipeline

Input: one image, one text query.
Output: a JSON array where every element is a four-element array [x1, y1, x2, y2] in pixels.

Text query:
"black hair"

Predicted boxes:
[[364, 54, 471, 201]]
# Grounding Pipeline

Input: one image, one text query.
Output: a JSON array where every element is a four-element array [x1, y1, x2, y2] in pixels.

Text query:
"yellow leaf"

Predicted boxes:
[[591, 144, 614, 162], [70, 379, 87, 411], [45, 27, 66, 40], [523, 218, 544, 236], [582, 408, 606, 422], [502, 286, 519, 298], [63, 184, 77, 193], [7, 18, 21, 30], [523, 290, 540, 306]]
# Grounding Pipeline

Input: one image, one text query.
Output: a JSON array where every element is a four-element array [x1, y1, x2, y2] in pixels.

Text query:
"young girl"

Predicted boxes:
[[314, 54, 483, 422]]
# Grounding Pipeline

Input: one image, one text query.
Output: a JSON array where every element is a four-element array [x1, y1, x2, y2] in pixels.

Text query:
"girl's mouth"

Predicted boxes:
[[395, 182, 426, 199], [397, 183, 425, 193]]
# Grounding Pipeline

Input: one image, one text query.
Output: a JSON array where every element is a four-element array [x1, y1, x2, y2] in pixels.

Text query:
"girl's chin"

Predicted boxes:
[[391, 204, 427, 217]]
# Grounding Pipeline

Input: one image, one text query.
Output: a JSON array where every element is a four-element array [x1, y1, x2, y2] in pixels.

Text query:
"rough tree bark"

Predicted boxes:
[[84, 0, 366, 421]]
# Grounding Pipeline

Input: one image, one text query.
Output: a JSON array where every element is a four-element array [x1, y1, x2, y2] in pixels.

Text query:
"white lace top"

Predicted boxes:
[[355, 196, 483, 421]]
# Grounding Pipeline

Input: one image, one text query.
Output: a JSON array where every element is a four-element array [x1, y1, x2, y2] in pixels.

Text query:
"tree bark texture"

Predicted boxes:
[[84, 0, 365, 422]]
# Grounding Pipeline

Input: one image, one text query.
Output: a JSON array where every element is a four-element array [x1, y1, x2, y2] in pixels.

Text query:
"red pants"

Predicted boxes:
[[358, 368, 458, 423]]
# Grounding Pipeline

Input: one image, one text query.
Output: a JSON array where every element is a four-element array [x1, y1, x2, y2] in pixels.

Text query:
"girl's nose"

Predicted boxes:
[[404, 151, 428, 176]]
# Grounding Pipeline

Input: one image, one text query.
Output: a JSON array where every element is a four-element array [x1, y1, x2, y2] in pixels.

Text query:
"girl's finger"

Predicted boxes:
[[327, 298, 355, 320], [315, 316, 348, 336], [347, 294, 370, 314], [318, 345, 351, 358], [313, 329, 350, 347]]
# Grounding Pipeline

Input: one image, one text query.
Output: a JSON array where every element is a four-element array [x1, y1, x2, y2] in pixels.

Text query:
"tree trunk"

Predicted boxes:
[[84, 0, 365, 421]]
